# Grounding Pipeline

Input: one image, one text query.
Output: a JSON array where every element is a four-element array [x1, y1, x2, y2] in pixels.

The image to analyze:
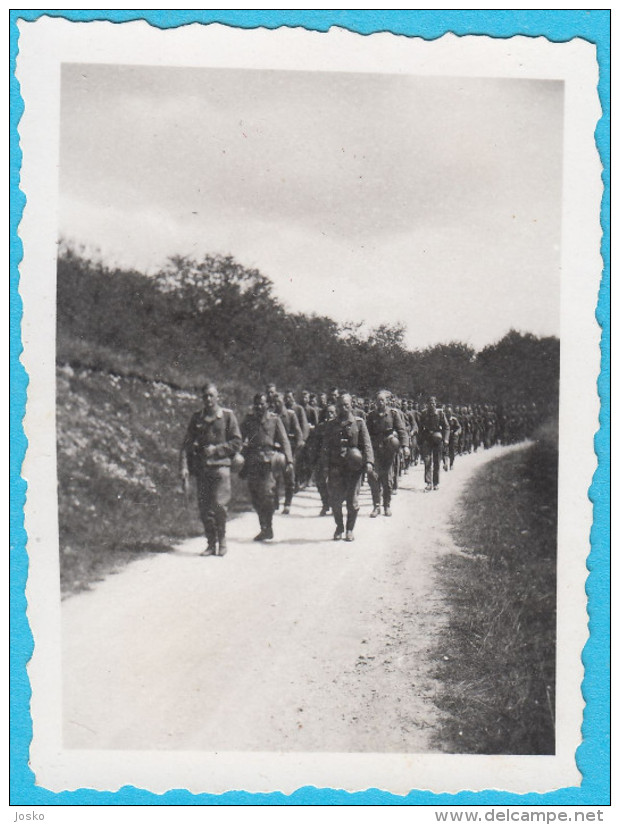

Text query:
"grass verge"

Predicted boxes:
[[431, 426, 558, 754]]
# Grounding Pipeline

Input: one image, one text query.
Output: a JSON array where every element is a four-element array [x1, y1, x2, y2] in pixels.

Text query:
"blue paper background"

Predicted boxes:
[[9, 9, 610, 806]]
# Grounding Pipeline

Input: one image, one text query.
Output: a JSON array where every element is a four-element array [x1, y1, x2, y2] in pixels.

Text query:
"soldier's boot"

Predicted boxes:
[[263, 512, 274, 540], [254, 511, 268, 541], [201, 518, 217, 555], [345, 508, 358, 541], [370, 503, 381, 518], [384, 506, 392, 517], [333, 509, 344, 541], [215, 511, 227, 557]]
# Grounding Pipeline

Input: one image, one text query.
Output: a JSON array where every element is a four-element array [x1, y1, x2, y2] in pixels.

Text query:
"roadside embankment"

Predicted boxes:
[[430, 424, 558, 754]]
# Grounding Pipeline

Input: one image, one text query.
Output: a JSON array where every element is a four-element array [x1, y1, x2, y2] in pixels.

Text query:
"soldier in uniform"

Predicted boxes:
[[483, 404, 497, 449], [241, 392, 293, 541], [387, 396, 409, 494], [314, 402, 336, 516], [366, 390, 409, 517], [179, 383, 242, 556], [327, 387, 340, 407], [284, 389, 310, 491], [443, 404, 461, 471], [265, 382, 279, 411], [410, 401, 422, 465], [401, 400, 417, 471], [351, 394, 367, 420], [273, 393, 303, 514], [472, 404, 483, 452], [418, 395, 449, 491], [299, 390, 320, 489], [317, 392, 329, 423], [321, 393, 374, 541], [461, 405, 473, 454]]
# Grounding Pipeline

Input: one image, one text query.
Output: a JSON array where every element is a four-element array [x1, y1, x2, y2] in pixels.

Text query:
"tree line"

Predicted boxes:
[[57, 244, 559, 411]]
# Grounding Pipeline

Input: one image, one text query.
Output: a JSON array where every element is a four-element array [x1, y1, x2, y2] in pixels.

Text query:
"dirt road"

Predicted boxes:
[[62, 445, 517, 752]]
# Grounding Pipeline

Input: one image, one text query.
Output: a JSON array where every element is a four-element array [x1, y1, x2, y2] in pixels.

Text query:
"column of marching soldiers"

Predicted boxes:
[[180, 382, 541, 556]]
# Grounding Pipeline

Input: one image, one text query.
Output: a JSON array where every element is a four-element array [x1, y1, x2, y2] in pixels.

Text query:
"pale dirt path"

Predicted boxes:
[[62, 444, 521, 752]]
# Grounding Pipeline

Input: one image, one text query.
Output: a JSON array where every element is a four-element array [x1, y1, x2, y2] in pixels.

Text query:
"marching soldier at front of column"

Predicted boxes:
[[366, 390, 409, 517], [418, 394, 450, 491], [179, 383, 243, 557], [241, 392, 293, 541], [321, 393, 374, 542]]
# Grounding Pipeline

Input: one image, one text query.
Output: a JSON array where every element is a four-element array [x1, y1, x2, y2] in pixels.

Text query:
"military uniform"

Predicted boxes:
[[241, 410, 293, 537], [444, 411, 461, 470], [275, 406, 303, 510], [313, 415, 332, 514], [284, 399, 309, 491], [322, 412, 374, 537], [460, 407, 473, 454], [483, 406, 497, 449], [472, 406, 484, 452], [300, 401, 320, 488], [181, 406, 242, 553], [418, 405, 449, 489], [389, 405, 410, 491], [366, 406, 408, 514]]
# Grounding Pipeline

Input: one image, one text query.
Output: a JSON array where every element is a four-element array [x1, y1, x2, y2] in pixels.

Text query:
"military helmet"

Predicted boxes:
[[384, 434, 400, 455], [344, 447, 364, 472], [231, 452, 245, 474], [271, 451, 286, 472]]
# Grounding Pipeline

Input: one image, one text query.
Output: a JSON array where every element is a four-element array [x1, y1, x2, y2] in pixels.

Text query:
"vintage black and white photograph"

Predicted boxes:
[[18, 21, 600, 795]]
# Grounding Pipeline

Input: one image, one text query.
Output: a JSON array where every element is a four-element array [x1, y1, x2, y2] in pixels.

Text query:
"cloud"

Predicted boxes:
[[59, 65, 562, 350]]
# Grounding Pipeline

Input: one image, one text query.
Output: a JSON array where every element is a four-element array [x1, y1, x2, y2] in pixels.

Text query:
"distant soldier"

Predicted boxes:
[[241, 393, 293, 541], [321, 393, 374, 541], [483, 404, 497, 449], [418, 395, 449, 491], [410, 401, 422, 465], [443, 404, 461, 471], [314, 403, 337, 516], [299, 390, 320, 488], [388, 396, 410, 494], [284, 389, 310, 490], [317, 392, 329, 423], [327, 386, 340, 406], [179, 383, 242, 557], [273, 393, 303, 514], [366, 390, 409, 517], [401, 400, 417, 471], [301, 390, 320, 429], [472, 404, 484, 452], [265, 382, 279, 411], [460, 405, 473, 454], [351, 394, 367, 421]]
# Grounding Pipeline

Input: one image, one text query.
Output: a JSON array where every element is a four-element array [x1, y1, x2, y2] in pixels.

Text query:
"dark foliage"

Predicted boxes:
[[56, 246, 559, 405]]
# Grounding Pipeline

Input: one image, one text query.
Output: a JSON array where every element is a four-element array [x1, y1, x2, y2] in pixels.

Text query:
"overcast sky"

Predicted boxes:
[[59, 64, 563, 351]]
